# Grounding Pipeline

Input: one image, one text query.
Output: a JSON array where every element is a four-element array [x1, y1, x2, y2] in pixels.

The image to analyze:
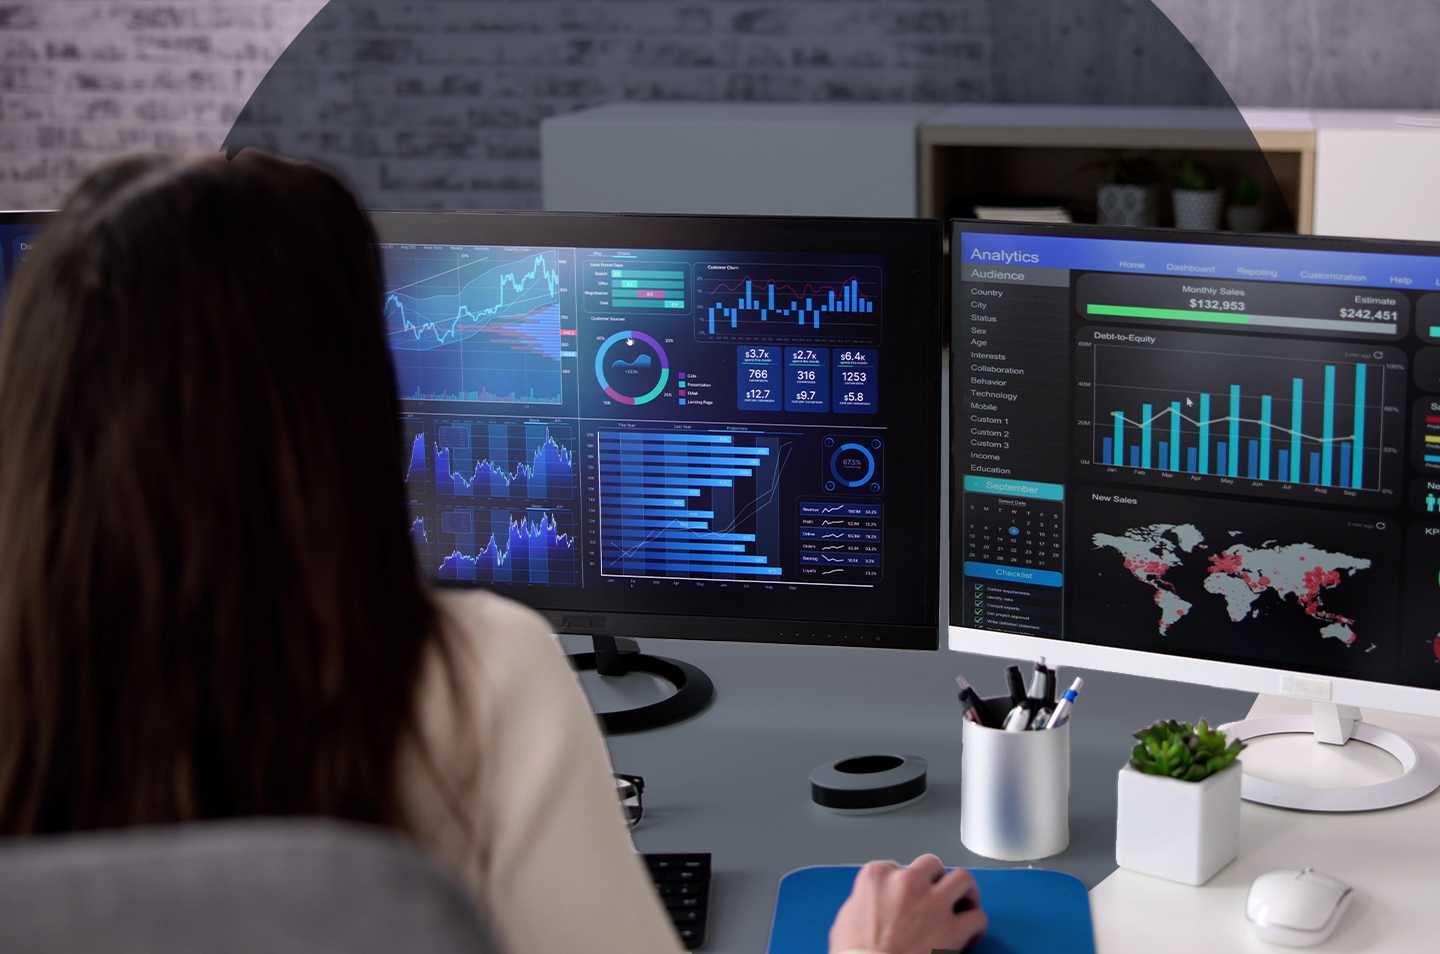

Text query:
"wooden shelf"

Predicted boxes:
[[920, 105, 1316, 233]]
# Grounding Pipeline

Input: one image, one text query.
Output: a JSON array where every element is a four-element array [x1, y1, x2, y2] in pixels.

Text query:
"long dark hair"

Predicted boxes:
[[0, 152, 444, 834]]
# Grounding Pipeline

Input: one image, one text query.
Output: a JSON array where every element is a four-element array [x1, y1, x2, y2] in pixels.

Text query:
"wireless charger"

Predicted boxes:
[[810, 755, 928, 813]]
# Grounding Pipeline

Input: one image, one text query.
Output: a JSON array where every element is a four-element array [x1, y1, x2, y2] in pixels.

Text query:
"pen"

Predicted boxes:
[[1045, 677, 1085, 730], [955, 674, 989, 727]]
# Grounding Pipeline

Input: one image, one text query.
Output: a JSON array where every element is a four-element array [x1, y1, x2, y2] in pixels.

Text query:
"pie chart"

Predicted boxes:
[[595, 330, 670, 405]]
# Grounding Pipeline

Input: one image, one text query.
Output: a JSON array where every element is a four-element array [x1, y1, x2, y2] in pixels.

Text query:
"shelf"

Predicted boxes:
[[920, 105, 1316, 234]]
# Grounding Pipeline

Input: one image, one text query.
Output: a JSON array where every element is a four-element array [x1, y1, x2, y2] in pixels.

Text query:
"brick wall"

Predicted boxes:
[[3, 1, 1437, 211]]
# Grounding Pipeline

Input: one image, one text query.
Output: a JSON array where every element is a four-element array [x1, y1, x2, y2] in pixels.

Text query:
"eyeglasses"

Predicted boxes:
[[615, 773, 645, 829]]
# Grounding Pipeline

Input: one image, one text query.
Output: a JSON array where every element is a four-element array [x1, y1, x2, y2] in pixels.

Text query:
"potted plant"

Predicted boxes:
[[1095, 153, 1161, 227], [1115, 719, 1246, 885], [1172, 159, 1224, 230], [1226, 176, 1266, 233]]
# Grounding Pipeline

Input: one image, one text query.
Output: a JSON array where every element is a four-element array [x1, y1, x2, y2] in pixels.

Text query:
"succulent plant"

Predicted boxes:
[[1232, 176, 1263, 206], [1174, 158, 1216, 191], [1130, 719, 1245, 782]]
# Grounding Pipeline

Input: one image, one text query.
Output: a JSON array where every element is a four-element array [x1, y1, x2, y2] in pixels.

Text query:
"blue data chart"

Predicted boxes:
[[596, 429, 792, 582], [694, 263, 882, 343], [796, 501, 883, 582], [822, 435, 884, 494], [1075, 328, 1403, 508], [382, 245, 568, 404], [405, 417, 577, 500], [418, 506, 578, 586]]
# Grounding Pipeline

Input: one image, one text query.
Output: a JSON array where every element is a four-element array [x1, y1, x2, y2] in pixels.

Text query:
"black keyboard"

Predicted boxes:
[[643, 852, 711, 950]]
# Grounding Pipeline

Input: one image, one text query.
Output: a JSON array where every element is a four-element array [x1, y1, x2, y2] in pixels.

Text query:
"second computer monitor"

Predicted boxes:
[[951, 220, 1440, 717], [372, 213, 944, 650]]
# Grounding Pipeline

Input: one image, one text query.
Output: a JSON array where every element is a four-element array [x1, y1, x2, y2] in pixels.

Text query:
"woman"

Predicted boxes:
[[0, 152, 986, 954]]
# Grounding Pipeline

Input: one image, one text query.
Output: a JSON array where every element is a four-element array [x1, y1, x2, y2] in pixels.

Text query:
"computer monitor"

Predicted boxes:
[[0, 212, 49, 319], [950, 220, 1440, 811], [371, 212, 944, 731]]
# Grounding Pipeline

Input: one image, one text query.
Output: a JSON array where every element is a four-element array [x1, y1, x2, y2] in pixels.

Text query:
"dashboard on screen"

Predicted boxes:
[[374, 214, 942, 648], [0, 216, 45, 319], [952, 222, 1440, 692]]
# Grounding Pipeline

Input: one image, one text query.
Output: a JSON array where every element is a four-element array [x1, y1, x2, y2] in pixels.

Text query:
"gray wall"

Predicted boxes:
[[1, 1, 1438, 210]]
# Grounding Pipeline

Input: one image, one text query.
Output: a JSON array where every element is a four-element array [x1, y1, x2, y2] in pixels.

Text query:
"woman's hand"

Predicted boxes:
[[829, 854, 987, 954]]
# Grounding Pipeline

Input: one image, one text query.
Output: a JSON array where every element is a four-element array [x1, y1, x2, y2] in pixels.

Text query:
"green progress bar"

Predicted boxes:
[[611, 269, 685, 280], [1087, 304, 1251, 324]]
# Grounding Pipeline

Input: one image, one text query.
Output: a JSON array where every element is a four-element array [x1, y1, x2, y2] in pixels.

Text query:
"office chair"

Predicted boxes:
[[0, 818, 496, 954]]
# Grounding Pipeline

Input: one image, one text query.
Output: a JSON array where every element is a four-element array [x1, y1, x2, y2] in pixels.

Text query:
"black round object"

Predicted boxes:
[[810, 754, 928, 812], [568, 650, 714, 734]]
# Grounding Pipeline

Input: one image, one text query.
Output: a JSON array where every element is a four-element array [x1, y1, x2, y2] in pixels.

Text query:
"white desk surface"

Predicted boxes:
[[1090, 695, 1440, 953]]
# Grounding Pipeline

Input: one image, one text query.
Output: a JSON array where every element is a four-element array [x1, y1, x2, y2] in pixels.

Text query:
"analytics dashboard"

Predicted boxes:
[[378, 219, 940, 643], [953, 224, 1440, 690]]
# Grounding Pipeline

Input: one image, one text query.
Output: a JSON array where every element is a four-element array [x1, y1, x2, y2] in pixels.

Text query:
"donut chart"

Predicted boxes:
[[830, 442, 877, 488], [595, 330, 670, 406]]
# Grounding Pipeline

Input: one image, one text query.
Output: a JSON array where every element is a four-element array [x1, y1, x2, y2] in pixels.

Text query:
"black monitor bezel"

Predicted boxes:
[[373, 210, 945, 651]]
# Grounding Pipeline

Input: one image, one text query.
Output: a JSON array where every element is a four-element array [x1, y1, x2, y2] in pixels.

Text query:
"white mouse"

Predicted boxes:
[[1246, 867, 1354, 947]]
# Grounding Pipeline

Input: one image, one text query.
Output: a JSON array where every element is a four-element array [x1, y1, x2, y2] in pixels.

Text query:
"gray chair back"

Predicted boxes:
[[0, 818, 495, 954]]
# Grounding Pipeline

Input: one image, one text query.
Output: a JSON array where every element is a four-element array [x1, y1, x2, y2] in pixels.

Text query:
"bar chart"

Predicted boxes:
[[694, 263, 882, 343], [1075, 329, 1404, 504], [597, 429, 789, 582], [603, 267, 688, 311]]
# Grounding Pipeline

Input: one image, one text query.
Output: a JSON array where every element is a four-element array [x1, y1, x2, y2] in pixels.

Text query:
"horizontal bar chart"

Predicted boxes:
[[599, 430, 784, 581]]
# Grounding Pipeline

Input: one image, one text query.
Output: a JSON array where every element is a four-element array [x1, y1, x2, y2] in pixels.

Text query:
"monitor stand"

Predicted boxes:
[[1219, 702, 1440, 812], [568, 636, 714, 734]]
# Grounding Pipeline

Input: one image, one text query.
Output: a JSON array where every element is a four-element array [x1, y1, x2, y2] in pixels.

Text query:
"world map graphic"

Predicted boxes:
[[1092, 523, 1372, 644]]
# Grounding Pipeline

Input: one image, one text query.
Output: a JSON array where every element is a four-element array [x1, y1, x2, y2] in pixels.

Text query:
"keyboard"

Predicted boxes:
[[643, 852, 711, 950]]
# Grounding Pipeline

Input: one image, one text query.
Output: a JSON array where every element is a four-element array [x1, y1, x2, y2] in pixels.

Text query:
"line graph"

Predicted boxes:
[[405, 418, 577, 500], [430, 507, 578, 586], [381, 244, 567, 404], [693, 263, 882, 343]]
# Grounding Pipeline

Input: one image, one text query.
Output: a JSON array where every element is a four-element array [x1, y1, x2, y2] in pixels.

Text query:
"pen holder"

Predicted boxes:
[[960, 696, 1071, 861]]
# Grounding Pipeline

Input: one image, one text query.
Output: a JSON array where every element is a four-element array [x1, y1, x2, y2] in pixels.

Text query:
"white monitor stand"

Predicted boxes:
[[1220, 702, 1440, 812]]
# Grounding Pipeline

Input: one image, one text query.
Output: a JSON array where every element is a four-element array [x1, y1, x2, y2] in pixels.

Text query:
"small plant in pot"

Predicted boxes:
[[1226, 176, 1267, 233], [1116, 719, 1246, 885], [1095, 153, 1161, 227], [1172, 159, 1225, 230]]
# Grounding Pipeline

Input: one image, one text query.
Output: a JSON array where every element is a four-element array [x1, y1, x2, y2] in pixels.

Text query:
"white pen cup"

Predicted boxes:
[[960, 696, 1070, 861]]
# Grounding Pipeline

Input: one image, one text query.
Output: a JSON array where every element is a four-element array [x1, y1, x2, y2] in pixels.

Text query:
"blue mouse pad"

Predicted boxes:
[[767, 865, 1094, 954]]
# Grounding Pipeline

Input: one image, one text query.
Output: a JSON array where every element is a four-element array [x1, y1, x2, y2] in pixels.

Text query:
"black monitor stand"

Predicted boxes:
[[568, 636, 714, 734]]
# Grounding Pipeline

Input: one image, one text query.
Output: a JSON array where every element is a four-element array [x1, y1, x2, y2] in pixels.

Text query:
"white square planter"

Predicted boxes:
[[1115, 762, 1241, 885]]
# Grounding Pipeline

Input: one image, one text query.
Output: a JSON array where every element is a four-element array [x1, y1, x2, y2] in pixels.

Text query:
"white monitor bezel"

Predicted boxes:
[[949, 620, 1440, 719], [947, 218, 1440, 721]]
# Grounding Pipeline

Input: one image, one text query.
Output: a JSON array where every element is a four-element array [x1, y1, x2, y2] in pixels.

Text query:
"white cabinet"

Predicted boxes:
[[1314, 111, 1440, 241], [541, 103, 935, 218]]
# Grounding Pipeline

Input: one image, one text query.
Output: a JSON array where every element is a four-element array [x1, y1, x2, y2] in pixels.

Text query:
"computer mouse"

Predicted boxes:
[[1245, 867, 1354, 947]]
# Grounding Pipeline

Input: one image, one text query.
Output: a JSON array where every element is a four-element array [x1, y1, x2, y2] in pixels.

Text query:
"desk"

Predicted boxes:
[[1090, 694, 1440, 953], [580, 636, 1253, 953]]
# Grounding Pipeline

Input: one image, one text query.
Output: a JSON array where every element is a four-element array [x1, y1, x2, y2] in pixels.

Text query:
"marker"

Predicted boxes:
[[1005, 665, 1027, 708], [1026, 658, 1048, 705], [1003, 704, 1032, 732], [1045, 677, 1085, 730], [955, 674, 988, 727]]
